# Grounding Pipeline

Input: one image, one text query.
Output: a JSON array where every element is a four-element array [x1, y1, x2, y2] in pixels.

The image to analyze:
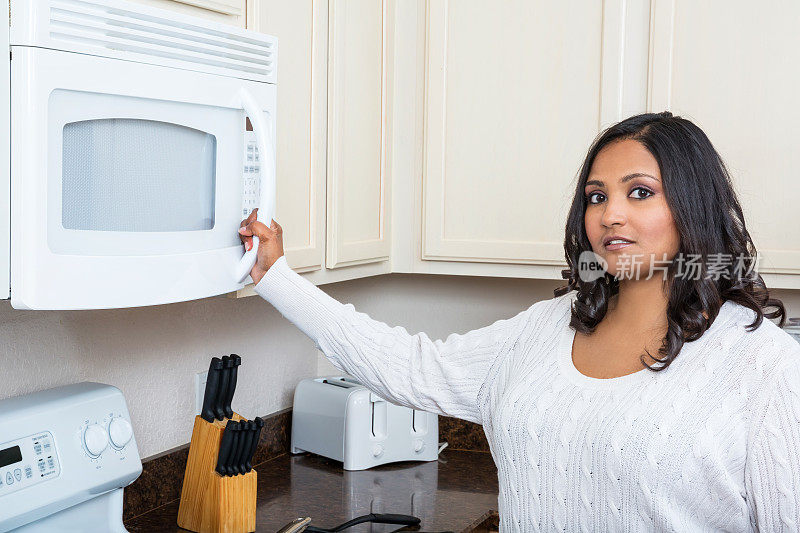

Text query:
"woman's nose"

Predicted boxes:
[[600, 194, 628, 227]]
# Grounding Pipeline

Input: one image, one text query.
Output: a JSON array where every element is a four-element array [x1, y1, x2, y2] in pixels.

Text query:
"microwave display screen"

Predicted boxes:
[[61, 119, 217, 232], [0, 445, 22, 469]]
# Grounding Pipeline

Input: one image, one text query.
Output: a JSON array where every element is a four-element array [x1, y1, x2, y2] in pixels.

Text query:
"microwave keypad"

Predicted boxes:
[[242, 135, 261, 218]]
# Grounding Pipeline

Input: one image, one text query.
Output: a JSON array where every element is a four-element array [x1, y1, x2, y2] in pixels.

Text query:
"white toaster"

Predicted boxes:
[[290, 376, 439, 471]]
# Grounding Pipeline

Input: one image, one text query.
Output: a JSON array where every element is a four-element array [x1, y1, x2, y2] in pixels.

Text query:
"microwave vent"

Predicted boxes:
[[47, 0, 275, 82]]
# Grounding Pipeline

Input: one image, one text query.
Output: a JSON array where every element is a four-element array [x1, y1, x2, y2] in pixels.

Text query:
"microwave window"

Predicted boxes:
[[62, 119, 217, 232]]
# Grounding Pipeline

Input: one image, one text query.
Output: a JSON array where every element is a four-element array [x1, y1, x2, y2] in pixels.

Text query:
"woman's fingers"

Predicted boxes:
[[238, 220, 272, 250], [238, 209, 259, 246]]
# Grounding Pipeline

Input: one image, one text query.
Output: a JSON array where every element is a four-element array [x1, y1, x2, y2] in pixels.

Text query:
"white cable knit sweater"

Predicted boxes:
[[255, 255, 800, 532]]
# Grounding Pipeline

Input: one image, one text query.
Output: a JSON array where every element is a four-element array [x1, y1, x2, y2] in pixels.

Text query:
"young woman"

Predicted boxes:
[[238, 111, 800, 531]]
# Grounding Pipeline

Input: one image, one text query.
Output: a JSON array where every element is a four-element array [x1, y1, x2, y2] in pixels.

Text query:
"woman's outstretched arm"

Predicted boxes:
[[254, 255, 534, 424]]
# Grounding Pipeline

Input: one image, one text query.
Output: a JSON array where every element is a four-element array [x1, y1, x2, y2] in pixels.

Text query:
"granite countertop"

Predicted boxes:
[[124, 449, 499, 532]]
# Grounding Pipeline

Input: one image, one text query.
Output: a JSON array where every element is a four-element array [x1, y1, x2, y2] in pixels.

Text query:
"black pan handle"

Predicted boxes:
[[306, 513, 421, 533]]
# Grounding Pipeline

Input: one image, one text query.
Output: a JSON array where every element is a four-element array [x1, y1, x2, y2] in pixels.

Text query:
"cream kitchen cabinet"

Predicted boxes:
[[325, 0, 391, 270], [648, 0, 800, 290], [398, 0, 799, 289], [130, 0, 247, 27], [389, 0, 650, 281], [232, 0, 391, 298], [234, 0, 800, 295]]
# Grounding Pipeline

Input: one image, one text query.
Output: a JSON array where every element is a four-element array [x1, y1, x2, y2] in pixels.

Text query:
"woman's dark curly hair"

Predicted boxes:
[[554, 111, 785, 372]]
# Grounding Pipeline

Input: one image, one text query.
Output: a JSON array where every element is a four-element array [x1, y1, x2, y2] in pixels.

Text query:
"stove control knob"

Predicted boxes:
[[372, 444, 384, 457], [109, 418, 133, 449], [413, 439, 425, 453], [83, 424, 109, 457]]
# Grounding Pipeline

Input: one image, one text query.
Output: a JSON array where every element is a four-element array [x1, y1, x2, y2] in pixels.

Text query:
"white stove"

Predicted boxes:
[[0, 382, 142, 532]]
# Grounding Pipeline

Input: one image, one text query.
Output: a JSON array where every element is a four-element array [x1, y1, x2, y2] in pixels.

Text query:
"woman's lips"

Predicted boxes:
[[605, 241, 634, 251]]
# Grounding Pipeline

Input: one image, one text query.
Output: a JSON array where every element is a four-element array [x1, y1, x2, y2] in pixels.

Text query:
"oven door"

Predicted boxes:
[[10, 47, 276, 309]]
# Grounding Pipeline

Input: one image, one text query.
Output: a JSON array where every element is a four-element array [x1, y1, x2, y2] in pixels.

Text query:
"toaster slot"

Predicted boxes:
[[412, 410, 428, 434], [320, 378, 359, 389], [370, 396, 387, 438]]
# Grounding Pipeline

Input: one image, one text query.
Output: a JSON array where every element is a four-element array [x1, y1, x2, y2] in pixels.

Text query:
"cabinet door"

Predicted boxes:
[[421, 1, 647, 267], [247, 0, 328, 274], [128, 0, 246, 27], [649, 1, 800, 287], [325, 0, 391, 269]]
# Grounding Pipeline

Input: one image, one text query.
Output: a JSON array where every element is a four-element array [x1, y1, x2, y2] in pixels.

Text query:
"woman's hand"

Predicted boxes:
[[238, 208, 284, 285]]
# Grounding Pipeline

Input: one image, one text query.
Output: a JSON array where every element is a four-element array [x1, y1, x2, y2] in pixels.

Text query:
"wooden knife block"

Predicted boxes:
[[177, 413, 257, 533]]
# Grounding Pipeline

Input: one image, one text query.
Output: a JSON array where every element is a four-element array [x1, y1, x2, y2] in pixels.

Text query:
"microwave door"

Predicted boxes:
[[10, 47, 276, 310]]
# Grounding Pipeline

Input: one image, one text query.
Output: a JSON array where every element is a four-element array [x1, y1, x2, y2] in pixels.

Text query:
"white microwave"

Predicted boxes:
[[2, 0, 277, 310]]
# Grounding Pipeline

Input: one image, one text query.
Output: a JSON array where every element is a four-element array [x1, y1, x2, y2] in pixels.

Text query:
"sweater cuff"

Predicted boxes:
[[253, 255, 343, 346]]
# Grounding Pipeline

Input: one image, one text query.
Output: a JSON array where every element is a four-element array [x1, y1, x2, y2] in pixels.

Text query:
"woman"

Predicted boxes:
[[238, 111, 800, 531]]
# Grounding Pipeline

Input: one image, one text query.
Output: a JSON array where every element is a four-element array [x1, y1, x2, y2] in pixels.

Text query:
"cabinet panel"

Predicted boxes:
[[325, 0, 391, 269], [422, 0, 643, 266], [247, 0, 328, 274], [649, 0, 800, 275], [128, 0, 246, 27]]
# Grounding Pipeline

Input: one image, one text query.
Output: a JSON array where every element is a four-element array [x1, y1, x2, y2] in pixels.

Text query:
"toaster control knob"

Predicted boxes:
[[84, 424, 109, 457], [109, 418, 133, 449], [413, 439, 425, 453], [372, 444, 384, 457]]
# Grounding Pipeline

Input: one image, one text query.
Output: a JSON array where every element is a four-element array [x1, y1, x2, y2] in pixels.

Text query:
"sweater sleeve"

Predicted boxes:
[[745, 356, 800, 531], [253, 255, 533, 424]]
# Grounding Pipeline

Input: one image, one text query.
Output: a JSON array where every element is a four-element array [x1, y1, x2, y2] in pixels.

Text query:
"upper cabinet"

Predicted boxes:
[[230, 0, 800, 294], [246, 0, 328, 274], [412, 1, 650, 274], [648, 0, 800, 288], [325, 0, 391, 269], [130, 0, 247, 27]]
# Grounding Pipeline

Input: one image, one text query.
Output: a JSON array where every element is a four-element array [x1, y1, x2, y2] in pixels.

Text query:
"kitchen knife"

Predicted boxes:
[[215, 420, 236, 476], [224, 421, 241, 476], [223, 354, 241, 419], [214, 355, 232, 420], [233, 420, 252, 474], [245, 417, 264, 472], [200, 357, 223, 423]]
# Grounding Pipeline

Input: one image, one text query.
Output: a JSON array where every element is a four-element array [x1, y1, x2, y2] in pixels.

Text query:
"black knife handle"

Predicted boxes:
[[231, 419, 251, 475], [225, 421, 241, 476], [246, 417, 264, 472], [215, 420, 236, 476], [236, 420, 254, 475], [215, 356, 232, 420], [223, 354, 241, 419], [201, 358, 223, 423]]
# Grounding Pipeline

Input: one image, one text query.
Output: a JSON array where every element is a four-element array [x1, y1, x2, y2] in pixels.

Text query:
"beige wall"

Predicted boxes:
[[1, 274, 798, 460]]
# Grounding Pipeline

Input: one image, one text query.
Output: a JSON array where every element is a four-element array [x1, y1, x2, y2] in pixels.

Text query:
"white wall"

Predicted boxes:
[[1, 274, 797, 460], [0, 273, 560, 459]]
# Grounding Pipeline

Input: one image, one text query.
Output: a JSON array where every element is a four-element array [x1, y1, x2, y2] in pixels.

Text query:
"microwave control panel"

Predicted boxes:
[[242, 130, 261, 219]]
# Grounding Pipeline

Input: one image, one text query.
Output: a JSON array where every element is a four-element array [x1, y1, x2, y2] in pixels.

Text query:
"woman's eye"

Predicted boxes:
[[586, 192, 604, 204], [630, 186, 654, 199], [585, 187, 653, 204]]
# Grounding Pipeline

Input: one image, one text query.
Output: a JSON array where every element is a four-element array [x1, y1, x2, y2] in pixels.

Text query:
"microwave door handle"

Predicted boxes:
[[234, 88, 277, 284]]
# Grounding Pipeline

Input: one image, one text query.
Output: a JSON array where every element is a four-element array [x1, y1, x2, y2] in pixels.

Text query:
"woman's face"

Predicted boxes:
[[583, 139, 680, 281]]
